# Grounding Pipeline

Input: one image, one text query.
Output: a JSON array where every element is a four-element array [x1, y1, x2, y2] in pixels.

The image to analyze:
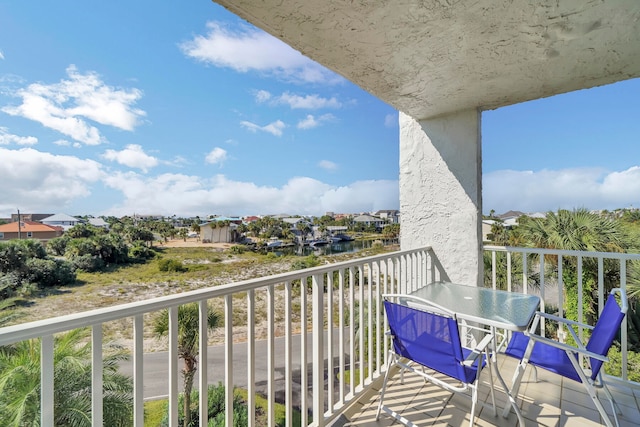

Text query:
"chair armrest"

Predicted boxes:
[[526, 333, 609, 362], [462, 333, 494, 367], [535, 311, 595, 331]]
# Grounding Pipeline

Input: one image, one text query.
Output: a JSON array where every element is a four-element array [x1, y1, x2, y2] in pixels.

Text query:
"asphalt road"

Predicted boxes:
[[119, 329, 351, 409]]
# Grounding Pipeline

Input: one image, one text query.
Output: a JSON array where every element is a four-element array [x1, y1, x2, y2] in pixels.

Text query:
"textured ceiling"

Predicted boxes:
[[213, 0, 640, 119]]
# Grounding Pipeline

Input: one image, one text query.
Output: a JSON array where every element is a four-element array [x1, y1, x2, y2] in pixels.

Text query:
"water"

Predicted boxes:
[[274, 240, 376, 256]]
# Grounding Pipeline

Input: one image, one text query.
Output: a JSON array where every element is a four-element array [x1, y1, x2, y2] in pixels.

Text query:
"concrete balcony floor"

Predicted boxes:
[[337, 354, 640, 427]]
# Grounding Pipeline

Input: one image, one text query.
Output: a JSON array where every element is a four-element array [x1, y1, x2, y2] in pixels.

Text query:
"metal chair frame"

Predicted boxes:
[[503, 288, 628, 427], [376, 294, 497, 427]]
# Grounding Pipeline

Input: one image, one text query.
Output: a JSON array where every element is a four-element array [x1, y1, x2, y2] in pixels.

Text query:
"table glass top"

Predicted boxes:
[[409, 281, 540, 331]]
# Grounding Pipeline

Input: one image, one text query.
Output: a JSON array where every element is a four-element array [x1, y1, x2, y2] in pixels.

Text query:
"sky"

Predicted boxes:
[[1, 1, 639, 219]]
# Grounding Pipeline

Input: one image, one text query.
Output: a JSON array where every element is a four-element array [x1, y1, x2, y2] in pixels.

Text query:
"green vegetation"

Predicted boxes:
[[147, 383, 300, 427], [153, 303, 221, 427], [0, 328, 132, 427], [486, 207, 640, 378]]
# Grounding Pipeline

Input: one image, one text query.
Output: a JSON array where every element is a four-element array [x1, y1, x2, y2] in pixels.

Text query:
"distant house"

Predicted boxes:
[[41, 213, 83, 231], [0, 221, 63, 243], [10, 213, 54, 222], [88, 217, 109, 230], [200, 219, 239, 243], [353, 214, 386, 229], [375, 209, 401, 224]]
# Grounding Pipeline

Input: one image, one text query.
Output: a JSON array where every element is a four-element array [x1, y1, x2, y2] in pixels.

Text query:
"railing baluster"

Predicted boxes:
[[312, 273, 325, 426], [338, 269, 345, 405], [507, 251, 512, 292], [358, 265, 365, 391], [539, 255, 545, 338], [92, 324, 103, 427], [199, 300, 209, 427], [247, 290, 255, 427], [621, 259, 628, 381], [375, 260, 381, 376], [133, 315, 144, 427], [284, 281, 293, 427], [169, 306, 179, 427], [224, 295, 233, 427], [327, 271, 334, 412], [300, 276, 308, 426], [367, 262, 373, 384], [349, 267, 355, 398], [267, 284, 275, 427], [41, 334, 54, 427]]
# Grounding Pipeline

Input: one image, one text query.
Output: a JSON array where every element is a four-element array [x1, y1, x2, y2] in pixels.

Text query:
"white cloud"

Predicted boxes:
[[2, 65, 145, 145], [101, 172, 399, 217], [254, 90, 271, 103], [53, 139, 71, 146], [318, 160, 338, 171], [297, 113, 335, 130], [240, 119, 285, 136], [180, 22, 342, 84], [483, 167, 640, 214], [384, 113, 397, 128], [102, 144, 158, 172], [0, 50, 4, 60], [275, 92, 342, 109], [205, 147, 227, 165], [0, 147, 103, 215], [0, 127, 38, 146]]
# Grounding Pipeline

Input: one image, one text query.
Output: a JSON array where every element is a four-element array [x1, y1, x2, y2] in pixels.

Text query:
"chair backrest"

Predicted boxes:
[[586, 290, 627, 380], [383, 299, 476, 383]]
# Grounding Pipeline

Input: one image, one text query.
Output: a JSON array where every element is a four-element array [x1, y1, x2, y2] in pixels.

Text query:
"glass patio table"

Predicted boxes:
[[408, 281, 541, 426]]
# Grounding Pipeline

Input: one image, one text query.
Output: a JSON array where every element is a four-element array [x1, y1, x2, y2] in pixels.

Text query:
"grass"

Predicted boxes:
[[143, 388, 302, 427]]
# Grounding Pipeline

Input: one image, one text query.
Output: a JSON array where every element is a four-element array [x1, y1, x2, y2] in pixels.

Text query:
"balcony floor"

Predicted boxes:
[[336, 354, 640, 427]]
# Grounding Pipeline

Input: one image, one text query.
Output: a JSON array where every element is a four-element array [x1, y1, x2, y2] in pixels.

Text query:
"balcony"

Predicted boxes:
[[1, 245, 639, 426]]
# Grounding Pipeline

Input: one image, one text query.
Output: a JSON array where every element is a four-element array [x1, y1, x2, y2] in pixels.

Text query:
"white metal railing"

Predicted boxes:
[[484, 245, 640, 387], [0, 246, 438, 427]]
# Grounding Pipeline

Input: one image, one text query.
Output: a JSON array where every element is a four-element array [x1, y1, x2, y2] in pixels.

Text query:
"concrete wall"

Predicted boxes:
[[399, 110, 483, 285]]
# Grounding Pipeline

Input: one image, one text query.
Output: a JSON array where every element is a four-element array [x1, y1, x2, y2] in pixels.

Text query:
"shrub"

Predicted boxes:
[[46, 236, 69, 256], [73, 254, 105, 272], [25, 258, 76, 287], [129, 242, 155, 260], [229, 245, 245, 254], [158, 258, 186, 272]]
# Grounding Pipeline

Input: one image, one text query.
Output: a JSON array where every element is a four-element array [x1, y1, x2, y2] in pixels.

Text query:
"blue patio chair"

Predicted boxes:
[[503, 288, 628, 427], [376, 294, 497, 427]]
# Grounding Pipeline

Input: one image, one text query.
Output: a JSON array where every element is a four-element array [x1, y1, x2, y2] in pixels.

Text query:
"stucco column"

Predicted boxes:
[[399, 109, 483, 286]]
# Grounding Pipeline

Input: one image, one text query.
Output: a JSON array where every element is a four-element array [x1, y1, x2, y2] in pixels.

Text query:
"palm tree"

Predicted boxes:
[[296, 221, 311, 245], [518, 209, 630, 321], [153, 303, 221, 427], [0, 328, 132, 426]]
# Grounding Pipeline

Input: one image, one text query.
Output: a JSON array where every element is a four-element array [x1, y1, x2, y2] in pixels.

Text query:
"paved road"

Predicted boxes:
[[119, 330, 351, 408]]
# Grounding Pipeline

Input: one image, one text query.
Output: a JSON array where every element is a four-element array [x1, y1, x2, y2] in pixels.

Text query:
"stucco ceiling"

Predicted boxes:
[[213, 0, 640, 120]]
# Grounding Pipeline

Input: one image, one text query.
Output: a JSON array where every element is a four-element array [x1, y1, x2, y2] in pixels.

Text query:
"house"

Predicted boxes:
[[199, 218, 240, 243], [10, 213, 54, 222], [0, 220, 63, 243], [353, 214, 386, 229], [40, 213, 83, 231], [375, 209, 400, 224], [87, 217, 109, 230]]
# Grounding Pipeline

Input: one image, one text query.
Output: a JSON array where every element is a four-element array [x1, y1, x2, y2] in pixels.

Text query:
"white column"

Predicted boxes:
[[399, 109, 483, 286]]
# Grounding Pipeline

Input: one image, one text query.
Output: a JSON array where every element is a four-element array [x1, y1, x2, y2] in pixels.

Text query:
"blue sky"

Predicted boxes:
[[1, 1, 639, 218]]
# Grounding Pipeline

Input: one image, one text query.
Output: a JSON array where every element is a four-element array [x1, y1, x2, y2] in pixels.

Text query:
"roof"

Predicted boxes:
[[88, 218, 108, 227], [41, 213, 81, 222], [0, 221, 62, 233], [216, 1, 640, 120]]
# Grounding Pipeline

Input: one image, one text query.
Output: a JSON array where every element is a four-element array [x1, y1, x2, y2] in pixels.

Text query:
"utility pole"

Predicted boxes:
[[17, 209, 22, 239]]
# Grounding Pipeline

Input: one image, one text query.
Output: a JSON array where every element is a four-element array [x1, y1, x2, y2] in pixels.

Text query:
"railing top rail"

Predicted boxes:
[[0, 246, 431, 346], [484, 245, 640, 260]]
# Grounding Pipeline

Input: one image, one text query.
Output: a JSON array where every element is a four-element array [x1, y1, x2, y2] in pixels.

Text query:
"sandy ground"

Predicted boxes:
[[156, 237, 235, 250]]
